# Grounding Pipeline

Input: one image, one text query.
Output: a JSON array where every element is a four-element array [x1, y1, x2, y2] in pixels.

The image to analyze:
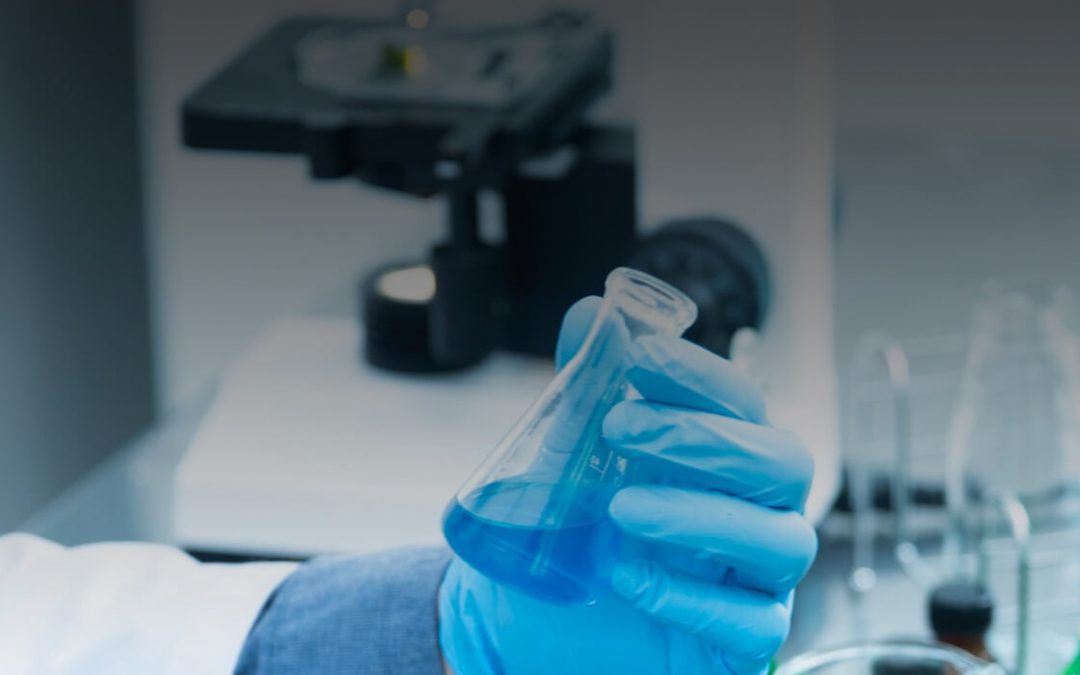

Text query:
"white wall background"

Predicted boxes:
[[837, 0, 1080, 151], [833, 0, 1080, 355]]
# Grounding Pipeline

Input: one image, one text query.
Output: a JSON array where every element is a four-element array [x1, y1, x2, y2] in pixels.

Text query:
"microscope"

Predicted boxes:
[[174, 3, 840, 556], [182, 8, 769, 372]]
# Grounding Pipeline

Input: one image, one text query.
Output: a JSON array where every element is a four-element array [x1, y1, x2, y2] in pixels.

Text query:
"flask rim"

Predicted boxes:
[[604, 267, 698, 332]]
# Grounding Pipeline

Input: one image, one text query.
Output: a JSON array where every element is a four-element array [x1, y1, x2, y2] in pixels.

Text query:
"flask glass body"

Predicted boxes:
[[442, 267, 697, 605]]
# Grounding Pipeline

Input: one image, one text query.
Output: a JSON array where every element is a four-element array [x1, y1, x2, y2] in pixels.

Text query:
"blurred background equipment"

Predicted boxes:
[[929, 578, 996, 662], [181, 9, 769, 372], [832, 284, 1080, 673]]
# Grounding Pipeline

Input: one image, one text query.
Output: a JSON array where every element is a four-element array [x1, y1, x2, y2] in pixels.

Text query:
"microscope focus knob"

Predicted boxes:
[[629, 218, 769, 358]]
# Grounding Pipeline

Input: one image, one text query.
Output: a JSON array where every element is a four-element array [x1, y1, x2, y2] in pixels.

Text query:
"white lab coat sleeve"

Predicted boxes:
[[0, 532, 298, 675]]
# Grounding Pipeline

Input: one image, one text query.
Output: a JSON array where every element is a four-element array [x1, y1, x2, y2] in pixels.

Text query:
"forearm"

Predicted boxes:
[[235, 547, 452, 675]]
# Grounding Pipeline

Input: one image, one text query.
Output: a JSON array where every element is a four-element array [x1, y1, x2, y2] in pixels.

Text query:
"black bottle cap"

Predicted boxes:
[[928, 578, 994, 637]]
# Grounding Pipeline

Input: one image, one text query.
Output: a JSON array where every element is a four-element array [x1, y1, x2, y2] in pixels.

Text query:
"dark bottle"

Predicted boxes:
[[928, 579, 996, 663]]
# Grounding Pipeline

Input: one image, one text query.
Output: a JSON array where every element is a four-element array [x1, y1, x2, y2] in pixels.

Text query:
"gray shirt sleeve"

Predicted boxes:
[[234, 547, 452, 675]]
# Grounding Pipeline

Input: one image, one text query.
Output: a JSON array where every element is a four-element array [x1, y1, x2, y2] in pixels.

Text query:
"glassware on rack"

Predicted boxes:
[[844, 333, 914, 597], [939, 284, 1080, 674], [840, 282, 1080, 672], [947, 284, 1078, 512], [442, 267, 698, 605], [1046, 286, 1080, 487]]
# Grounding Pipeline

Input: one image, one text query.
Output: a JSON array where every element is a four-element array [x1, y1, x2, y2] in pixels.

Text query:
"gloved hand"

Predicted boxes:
[[439, 297, 817, 675]]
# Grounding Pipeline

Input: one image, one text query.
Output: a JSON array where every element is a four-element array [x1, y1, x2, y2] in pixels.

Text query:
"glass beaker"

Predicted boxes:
[[775, 641, 1006, 675], [442, 267, 698, 605], [947, 285, 1077, 510]]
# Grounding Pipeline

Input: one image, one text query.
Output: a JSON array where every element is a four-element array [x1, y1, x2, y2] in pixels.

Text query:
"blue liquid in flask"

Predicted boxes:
[[442, 478, 620, 605]]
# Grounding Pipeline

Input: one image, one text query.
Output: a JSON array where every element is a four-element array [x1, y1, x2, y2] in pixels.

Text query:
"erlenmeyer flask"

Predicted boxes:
[[947, 285, 1076, 505], [442, 267, 698, 605]]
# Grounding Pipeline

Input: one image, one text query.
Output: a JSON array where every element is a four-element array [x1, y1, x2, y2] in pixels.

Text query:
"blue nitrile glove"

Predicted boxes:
[[439, 297, 817, 675]]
